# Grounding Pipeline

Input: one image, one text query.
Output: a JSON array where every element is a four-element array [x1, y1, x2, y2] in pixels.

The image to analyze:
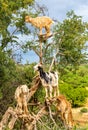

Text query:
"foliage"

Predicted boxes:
[[53, 10, 88, 71], [80, 108, 88, 113], [59, 65, 88, 107], [0, 1, 88, 129], [35, 115, 66, 130], [0, 0, 35, 119], [0, 0, 35, 64], [23, 10, 88, 70], [0, 63, 35, 119], [74, 125, 88, 130]]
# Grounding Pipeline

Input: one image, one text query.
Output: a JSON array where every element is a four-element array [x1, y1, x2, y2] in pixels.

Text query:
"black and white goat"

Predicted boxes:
[[34, 63, 59, 98]]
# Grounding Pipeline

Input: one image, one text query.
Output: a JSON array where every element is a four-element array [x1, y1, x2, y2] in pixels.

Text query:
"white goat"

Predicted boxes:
[[34, 63, 59, 98], [25, 15, 54, 37], [15, 85, 29, 114]]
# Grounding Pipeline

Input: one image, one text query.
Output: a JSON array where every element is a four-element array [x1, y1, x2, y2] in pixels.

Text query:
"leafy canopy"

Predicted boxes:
[[53, 10, 88, 70]]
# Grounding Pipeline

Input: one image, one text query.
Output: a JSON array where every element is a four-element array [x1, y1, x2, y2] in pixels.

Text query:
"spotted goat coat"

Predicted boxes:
[[34, 63, 59, 98]]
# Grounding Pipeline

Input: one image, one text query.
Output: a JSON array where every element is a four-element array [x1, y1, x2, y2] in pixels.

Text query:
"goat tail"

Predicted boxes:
[[52, 20, 55, 24]]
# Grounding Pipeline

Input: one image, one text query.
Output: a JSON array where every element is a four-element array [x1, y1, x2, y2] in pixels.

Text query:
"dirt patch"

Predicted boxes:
[[72, 107, 88, 128]]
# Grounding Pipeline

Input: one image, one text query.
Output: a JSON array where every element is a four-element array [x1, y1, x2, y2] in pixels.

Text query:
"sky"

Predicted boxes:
[[21, 0, 88, 64], [39, 0, 88, 22]]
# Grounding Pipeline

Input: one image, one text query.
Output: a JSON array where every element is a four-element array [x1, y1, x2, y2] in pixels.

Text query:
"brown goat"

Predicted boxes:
[[25, 15, 54, 37], [15, 85, 29, 114], [56, 95, 74, 129]]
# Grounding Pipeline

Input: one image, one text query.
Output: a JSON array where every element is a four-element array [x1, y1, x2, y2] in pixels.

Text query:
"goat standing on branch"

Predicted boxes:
[[15, 85, 29, 114], [25, 15, 54, 37], [56, 95, 74, 129], [34, 63, 59, 98]]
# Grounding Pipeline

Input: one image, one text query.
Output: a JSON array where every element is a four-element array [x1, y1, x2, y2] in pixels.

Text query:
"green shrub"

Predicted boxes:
[[80, 108, 88, 113], [59, 68, 88, 107]]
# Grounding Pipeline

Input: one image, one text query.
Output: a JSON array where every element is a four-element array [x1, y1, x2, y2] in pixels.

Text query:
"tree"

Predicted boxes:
[[53, 10, 88, 71], [0, 0, 35, 118], [0, 0, 34, 52], [23, 10, 88, 107], [23, 10, 88, 71], [59, 67, 88, 107], [0, 0, 38, 86]]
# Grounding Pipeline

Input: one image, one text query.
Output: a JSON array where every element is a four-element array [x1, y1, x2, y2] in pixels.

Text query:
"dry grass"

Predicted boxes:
[[72, 103, 88, 129]]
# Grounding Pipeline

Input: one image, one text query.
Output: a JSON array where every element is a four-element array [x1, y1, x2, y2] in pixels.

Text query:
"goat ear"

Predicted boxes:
[[39, 62, 43, 67], [57, 97, 61, 102], [40, 62, 43, 65], [56, 97, 59, 101]]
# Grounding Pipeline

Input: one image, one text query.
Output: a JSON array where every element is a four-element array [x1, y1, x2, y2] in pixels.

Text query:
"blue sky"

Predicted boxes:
[[39, 0, 88, 22], [21, 0, 88, 64]]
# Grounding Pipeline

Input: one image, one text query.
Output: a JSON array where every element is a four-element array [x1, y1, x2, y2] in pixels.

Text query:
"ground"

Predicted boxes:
[[72, 98, 88, 129]]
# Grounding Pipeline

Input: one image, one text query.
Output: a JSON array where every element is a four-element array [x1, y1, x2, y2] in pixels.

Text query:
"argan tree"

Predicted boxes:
[[53, 10, 88, 71]]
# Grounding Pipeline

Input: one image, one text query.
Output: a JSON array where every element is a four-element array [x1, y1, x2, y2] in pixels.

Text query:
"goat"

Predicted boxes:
[[15, 85, 29, 114], [56, 95, 74, 129], [25, 15, 54, 37], [34, 63, 59, 98]]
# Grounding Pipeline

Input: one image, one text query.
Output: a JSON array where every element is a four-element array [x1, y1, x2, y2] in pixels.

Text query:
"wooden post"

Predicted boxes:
[[28, 76, 41, 101], [8, 114, 18, 130], [25, 106, 47, 130], [0, 107, 13, 130], [38, 35, 43, 63]]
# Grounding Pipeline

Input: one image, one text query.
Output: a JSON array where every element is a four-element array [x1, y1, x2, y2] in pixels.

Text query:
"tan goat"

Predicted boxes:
[[25, 15, 54, 37], [15, 85, 29, 114], [56, 95, 74, 129]]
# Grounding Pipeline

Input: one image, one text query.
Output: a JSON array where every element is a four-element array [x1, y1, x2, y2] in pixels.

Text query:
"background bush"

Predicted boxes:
[[59, 65, 88, 107]]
